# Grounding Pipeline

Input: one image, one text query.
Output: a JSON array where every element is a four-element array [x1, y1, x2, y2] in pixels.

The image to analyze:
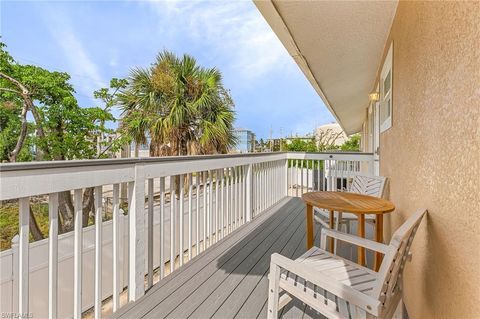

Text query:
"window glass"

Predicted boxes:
[[384, 70, 391, 94]]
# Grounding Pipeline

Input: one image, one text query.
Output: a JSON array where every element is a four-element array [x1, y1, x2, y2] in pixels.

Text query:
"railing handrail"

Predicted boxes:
[[0, 151, 372, 172], [0, 152, 287, 172]]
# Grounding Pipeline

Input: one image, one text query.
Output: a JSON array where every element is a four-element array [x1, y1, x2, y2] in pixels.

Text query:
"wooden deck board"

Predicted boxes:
[[189, 203, 306, 318], [111, 196, 372, 319], [112, 197, 297, 319], [157, 202, 303, 318]]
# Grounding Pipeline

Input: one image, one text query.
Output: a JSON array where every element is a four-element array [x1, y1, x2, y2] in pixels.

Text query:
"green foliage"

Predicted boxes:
[[0, 202, 49, 250], [119, 50, 237, 156], [0, 41, 119, 161], [285, 138, 318, 152], [340, 134, 361, 151], [0, 106, 33, 162]]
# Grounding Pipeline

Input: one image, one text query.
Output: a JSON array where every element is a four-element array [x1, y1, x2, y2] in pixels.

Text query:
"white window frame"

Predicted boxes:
[[380, 42, 393, 132]]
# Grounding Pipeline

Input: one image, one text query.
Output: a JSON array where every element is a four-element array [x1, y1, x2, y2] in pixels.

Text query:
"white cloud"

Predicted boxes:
[[144, 0, 294, 81], [40, 7, 106, 100]]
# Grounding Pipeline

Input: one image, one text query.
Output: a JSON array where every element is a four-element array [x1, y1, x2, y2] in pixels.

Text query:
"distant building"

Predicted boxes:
[[233, 129, 255, 153]]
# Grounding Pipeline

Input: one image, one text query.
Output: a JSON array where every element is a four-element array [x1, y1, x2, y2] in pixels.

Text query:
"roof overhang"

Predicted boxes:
[[254, 0, 398, 135]]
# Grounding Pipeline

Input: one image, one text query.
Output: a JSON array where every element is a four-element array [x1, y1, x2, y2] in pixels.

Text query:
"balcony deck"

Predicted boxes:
[[112, 196, 373, 319]]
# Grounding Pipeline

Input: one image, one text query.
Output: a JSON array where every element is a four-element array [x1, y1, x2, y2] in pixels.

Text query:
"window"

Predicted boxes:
[[380, 42, 393, 132]]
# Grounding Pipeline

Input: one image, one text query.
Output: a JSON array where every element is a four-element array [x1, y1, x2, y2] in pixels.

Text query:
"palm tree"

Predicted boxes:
[[119, 50, 237, 157]]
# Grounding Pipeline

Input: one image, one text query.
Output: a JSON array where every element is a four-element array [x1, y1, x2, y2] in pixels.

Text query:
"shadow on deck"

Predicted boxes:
[[111, 197, 374, 319]]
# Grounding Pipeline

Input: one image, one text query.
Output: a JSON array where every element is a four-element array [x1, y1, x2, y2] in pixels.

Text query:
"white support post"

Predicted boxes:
[[18, 197, 29, 316], [129, 164, 146, 301], [48, 193, 59, 319]]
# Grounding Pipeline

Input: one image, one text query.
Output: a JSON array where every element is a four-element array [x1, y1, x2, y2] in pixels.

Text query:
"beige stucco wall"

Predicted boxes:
[[371, 1, 480, 318]]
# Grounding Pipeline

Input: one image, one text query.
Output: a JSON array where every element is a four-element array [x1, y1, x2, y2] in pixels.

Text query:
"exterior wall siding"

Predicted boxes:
[[371, 1, 480, 318]]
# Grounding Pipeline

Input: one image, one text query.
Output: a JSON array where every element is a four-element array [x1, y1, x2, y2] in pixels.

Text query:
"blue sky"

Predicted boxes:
[[1, 0, 334, 139]]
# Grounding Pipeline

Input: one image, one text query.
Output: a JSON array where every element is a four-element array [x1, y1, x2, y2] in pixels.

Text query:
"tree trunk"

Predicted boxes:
[[58, 191, 75, 233], [29, 205, 44, 241], [9, 102, 29, 162], [82, 187, 95, 227]]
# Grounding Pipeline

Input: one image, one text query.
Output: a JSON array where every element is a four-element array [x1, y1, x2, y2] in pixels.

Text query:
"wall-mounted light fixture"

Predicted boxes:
[[369, 92, 380, 102]]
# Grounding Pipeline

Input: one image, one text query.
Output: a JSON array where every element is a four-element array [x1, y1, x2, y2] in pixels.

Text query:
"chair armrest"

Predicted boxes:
[[270, 253, 381, 316], [320, 228, 389, 254]]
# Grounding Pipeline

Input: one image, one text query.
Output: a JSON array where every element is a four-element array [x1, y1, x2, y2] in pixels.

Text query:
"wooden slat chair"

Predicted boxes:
[[267, 209, 427, 319], [314, 174, 387, 233]]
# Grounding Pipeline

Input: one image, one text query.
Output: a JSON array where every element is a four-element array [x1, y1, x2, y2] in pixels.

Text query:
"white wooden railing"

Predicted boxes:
[[0, 152, 373, 318]]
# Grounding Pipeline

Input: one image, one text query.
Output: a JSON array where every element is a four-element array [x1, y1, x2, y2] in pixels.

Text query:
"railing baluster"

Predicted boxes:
[[241, 166, 244, 223], [236, 167, 240, 226], [253, 165, 257, 215], [266, 163, 269, 207], [271, 161, 274, 204], [265, 163, 268, 208], [234, 167, 238, 228], [18, 197, 29, 316], [202, 172, 207, 250], [48, 193, 59, 319], [228, 167, 232, 233], [170, 175, 175, 274], [238, 166, 243, 224], [270, 162, 273, 205], [258, 164, 261, 213], [220, 169, 225, 238], [242, 166, 245, 222], [264, 162, 267, 208], [73, 189, 83, 319], [258, 164, 262, 213], [94, 185, 102, 319], [257, 164, 260, 213], [215, 170, 219, 242], [147, 178, 154, 288], [208, 170, 213, 245], [160, 177, 165, 279], [112, 184, 120, 311], [317, 160, 321, 191], [295, 159, 299, 197], [179, 174, 184, 266], [276, 160, 279, 201], [195, 173, 200, 256], [188, 173, 193, 261]]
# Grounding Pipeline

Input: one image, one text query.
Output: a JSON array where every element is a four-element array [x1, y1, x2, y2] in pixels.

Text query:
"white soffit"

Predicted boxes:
[[254, 0, 398, 135]]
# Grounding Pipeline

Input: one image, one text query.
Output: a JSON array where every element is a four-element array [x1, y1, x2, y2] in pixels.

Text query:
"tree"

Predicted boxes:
[[316, 128, 344, 151], [119, 50, 236, 157], [285, 138, 318, 152], [340, 134, 361, 151], [0, 103, 33, 162], [0, 42, 122, 237]]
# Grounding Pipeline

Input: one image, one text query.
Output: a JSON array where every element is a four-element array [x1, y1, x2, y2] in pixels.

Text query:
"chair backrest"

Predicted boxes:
[[373, 209, 427, 316], [349, 174, 387, 198]]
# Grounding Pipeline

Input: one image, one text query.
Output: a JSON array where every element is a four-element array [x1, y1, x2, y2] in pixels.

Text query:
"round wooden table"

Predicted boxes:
[[302, 191, 395, 271]]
